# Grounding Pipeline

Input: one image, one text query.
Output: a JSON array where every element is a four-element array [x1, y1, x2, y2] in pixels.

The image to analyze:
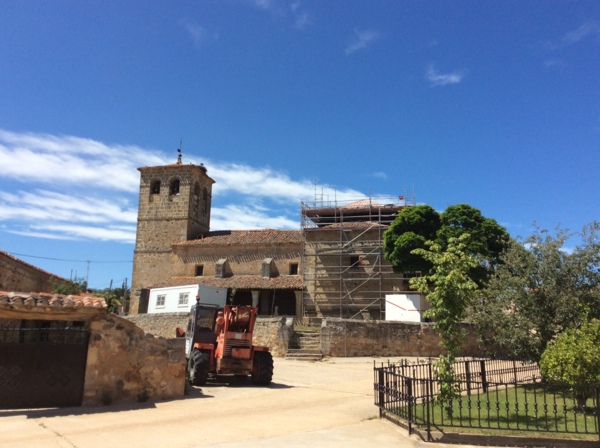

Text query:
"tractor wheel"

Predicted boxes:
[[251, 351, 273, 386], [188, 349, 210, 386]]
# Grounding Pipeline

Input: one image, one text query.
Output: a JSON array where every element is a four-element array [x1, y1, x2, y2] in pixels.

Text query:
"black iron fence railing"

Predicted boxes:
[[374, 358, 600, 442], [0, 326, 89, 344]]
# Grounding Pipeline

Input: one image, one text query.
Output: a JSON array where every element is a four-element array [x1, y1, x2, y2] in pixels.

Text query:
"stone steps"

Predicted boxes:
[[285, 349, 323, 361], [286, 329, 322, 361]]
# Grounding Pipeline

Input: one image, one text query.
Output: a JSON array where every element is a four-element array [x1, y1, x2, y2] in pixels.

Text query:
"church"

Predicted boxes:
[[130, 154, 417, 321]]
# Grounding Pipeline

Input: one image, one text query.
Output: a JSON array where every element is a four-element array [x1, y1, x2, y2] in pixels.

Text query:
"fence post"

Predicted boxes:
[[378, 366, 385, 418], [596, 386, 600, 442], [480, 360, 488, 393], [513, 359, 518, 386], [407, 378, 413, 436], [465, 361, 471, 396]]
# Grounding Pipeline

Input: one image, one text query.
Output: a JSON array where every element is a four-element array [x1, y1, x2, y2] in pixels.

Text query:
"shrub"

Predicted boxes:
[[540, 319, 600, 408]]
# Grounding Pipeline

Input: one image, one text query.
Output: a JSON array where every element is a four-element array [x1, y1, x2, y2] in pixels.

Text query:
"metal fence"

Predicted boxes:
[[374, 358, 600, 441], [0, 326, 89, 344]]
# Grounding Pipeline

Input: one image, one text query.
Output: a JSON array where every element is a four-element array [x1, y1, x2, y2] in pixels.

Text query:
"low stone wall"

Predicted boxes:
[[320, 319, 480, 358], [125, 313, 291, 358], [125, 312, 188, 339], [124, 314, 484, 359], [253, 317, 292, 357], [84, 314, 186, 406]]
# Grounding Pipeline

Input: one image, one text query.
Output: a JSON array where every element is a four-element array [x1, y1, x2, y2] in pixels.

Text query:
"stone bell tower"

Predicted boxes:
[[130, 152, 215, 313]]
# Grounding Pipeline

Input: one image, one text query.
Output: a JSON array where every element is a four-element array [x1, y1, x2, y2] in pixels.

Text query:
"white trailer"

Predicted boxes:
[[385, 293, 429, 322], [148, 284, 228, 313]]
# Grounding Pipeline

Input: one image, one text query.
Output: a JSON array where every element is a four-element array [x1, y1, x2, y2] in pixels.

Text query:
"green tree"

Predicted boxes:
[[437, 204, 510, 286], [383, 204, 441, 273], [92, 284, 129, 314], [472, 222, 600, 362], [51, 276, 88, 295], [383, 204, 509, 286], [410, 234, 480, 415], [540, 319, 600, 408]]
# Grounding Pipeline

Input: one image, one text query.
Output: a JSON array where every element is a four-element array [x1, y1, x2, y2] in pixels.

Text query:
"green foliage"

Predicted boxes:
[[410, 234, 480, 415], [540, 319, 600, 408], [473, 222, 600, 362], [437, 204, 510, 285], [92, 284, 128, 314], [383, 204, 440, 273], [541, 320, 600, 384], [383, 203, 509, 286], [51, 276, 88, 295]]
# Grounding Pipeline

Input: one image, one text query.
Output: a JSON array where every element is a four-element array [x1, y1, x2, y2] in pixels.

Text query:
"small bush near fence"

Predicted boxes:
[[374, 358, 600, 442]]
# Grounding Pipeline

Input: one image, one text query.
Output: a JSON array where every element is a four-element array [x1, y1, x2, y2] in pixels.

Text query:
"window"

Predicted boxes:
[[151, 180, 161, 194], [169, 179, 180, 195], [178, 293, 189, 307], [195, 265, 204, 276], [203, 187, 208, 213], [193, 182, 200, 215], [289, 263, 299, 275], [156, 295, 166, 308], [350, 256, 360, 268]]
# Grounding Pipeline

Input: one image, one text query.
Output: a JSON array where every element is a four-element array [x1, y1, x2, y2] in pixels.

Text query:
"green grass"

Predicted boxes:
[[387, 384, 599, 441]]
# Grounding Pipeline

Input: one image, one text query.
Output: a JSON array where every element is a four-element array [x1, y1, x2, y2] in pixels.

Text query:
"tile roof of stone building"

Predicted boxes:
[[175, 229, 303, 247], [149, 275, 303, 290], [0, 291, 107, 308], [340, 199, 385, 208]]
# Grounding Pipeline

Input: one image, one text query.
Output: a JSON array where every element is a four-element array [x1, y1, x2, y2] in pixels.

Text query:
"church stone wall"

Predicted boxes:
[[173, 245, 302, 278]]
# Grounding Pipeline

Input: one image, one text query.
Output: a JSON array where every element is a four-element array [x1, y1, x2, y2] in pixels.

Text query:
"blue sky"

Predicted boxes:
[[1, 1, 599, 290]]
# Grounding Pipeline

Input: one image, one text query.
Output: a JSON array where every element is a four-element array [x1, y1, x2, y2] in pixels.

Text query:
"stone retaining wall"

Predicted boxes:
[[84, 314, 186, 406], [253, 317, 292, 357], [123, 313, 484, 359], [125, 313, 291, 358], [125, 312, 188, 339], [320, 319, 481, 358]]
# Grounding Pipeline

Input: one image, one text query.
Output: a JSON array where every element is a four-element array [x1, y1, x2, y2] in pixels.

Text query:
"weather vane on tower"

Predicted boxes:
[[176, 139, 183, 164]]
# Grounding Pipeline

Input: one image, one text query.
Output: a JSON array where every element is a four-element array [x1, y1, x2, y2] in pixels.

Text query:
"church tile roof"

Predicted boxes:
[[176, 229, 303, 247], [148, 275, 303, 290]]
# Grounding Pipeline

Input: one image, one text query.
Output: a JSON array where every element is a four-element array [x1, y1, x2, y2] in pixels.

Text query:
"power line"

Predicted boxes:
[[7, 252, 132, 264]]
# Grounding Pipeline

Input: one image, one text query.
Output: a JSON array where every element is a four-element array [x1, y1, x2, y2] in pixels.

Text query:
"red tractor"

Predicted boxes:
[[180, 298, 273, 386]]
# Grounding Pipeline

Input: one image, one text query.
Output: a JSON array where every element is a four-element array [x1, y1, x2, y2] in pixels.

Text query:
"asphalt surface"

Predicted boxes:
[[0, 357, 516, 447]]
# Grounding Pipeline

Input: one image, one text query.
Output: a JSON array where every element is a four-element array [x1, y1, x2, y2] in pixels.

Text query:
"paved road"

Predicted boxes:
[[0, 357, 505, 448]]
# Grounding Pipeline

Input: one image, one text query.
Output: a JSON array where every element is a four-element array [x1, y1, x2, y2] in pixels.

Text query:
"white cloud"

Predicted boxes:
[[252, 0, 274, 10], [562, 22, 600, 46], [426, 66, 464, 86], [544, 59, 564, 68], [547, 22, 600, 50], [370, 171, 388, 180], [180, 19, 218, 48], [210, 204, 299, 230], [0, 130, 369, 243], [0, 129, 167, 192], [345, 29, 380, 55], [290, 1, 311, 29]]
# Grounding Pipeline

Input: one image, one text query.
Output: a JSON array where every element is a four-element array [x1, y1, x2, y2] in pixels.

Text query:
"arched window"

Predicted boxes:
[[151, 180, 161, 194], [203, 187, 208, 213], [169, 179, 180, 195], [193, 182, 200, 215]]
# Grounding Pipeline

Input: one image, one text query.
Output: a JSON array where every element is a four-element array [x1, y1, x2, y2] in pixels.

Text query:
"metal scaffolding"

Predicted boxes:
[[300, 195, 415, 320]]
